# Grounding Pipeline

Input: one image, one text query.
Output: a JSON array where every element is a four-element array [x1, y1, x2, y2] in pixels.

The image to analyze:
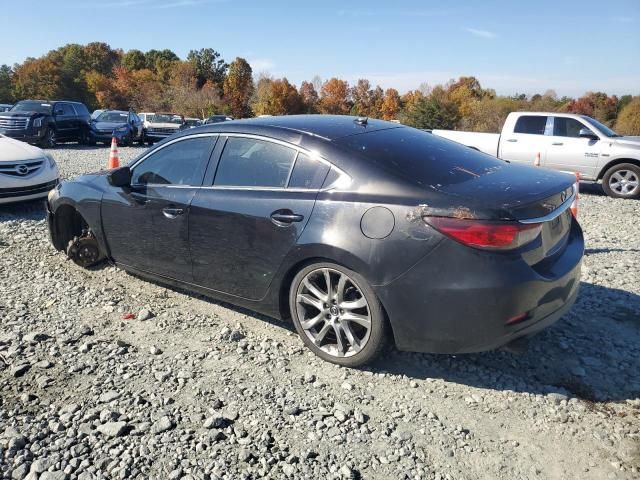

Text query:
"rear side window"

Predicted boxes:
[[214, 137, 297, 188], [553, 117, 590, 138], [72, 103, 89, 115], [57, 103, 75, 116], [336, 127, 506, 187], [132, 136, 214, 186], [514, 116, 548, 135], [288, 153, 330, 189]]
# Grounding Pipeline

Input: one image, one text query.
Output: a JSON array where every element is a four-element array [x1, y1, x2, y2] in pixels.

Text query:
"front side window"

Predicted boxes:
[[553, 117, 590, 138], [57, 103, 75, 116], [514, 116, 548, 135], [288, 152, 330, 189], [131, 136, 214, 186], [214, 137, 297, 188]]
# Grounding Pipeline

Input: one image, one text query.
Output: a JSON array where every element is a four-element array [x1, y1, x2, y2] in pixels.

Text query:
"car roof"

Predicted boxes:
[[201, 115, 400, 141]]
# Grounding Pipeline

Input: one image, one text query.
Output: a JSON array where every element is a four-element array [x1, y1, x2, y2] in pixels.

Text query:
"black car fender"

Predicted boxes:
[[48, 181, 108, 255]]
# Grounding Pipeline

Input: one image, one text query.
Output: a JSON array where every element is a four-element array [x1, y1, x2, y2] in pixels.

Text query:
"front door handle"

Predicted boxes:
[[506, 138, 518, 143], [551, 142, 564, 146], [271, 209, 304, 225], [162, 206, 185, 219]]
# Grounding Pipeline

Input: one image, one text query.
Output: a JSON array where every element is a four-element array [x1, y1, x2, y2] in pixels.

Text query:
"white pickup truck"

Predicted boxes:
[[432, 112, 640, 199]]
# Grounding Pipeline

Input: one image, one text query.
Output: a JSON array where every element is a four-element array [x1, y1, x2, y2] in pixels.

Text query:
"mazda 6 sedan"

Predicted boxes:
[[46, 115, 583, 367]]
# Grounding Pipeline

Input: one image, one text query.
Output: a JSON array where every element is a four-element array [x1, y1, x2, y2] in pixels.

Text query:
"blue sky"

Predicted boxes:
[[1, 0, 639, 97]]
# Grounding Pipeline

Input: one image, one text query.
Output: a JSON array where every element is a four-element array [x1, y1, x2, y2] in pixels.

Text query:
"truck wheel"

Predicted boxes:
[[602, 163, 640, 199], [40, 128, 57, 149]]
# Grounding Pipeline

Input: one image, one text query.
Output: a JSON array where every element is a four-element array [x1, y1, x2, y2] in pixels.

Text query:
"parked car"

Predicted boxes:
[[0, 104, 12, 112], [431, 112, 640, 199], [203, 115, 233, 124], [182, 117, 202, 129], [138, 113, 184, 145], [46, 115, 583, 367], [91, 109, 106, 120], [0, 100, 91, 148], [88, 110, 144, 146], [0, 134, 59, 204]]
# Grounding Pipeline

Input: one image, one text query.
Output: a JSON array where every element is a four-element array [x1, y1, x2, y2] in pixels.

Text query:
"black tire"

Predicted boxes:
[[78, 129, 88, 145], [40, 128, 57, 149], [138, 132, 146, 146], [602, 163, 640, 199], [146, 138, 154, 146], [289, 261, 388, 367]]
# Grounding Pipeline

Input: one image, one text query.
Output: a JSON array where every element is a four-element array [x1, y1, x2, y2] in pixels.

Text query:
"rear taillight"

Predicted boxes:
[[424, 217, 541, 250]]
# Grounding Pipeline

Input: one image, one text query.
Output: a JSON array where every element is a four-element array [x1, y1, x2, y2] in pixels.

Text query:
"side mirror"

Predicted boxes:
[[107, 166, 131, 187], [579, 128, 598, 140]]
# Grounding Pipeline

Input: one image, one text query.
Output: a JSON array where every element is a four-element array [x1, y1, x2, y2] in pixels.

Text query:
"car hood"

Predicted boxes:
[[611, 136, 640, 148], [0, 135, 46, 162], [92, 121, 128, 130], [145, 122, 181, 129], [0, 111, 41, 119], [428, 162, 576, 220]]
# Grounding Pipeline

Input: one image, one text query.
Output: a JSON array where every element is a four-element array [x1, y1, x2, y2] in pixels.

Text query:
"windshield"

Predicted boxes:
[[582, 116, 620, 137], [11, 101, 53, 114], [96, 112, 129, 123], [148, 114, 183, 124]]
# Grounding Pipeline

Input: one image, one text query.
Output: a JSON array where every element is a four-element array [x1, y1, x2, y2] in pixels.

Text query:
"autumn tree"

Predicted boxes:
[[250, 74, 273, 115], [350, 79, 373, 116], [0, 65, 14, 103], [565, 91, 619, 126], [12, 58, 60, 100], [319, 78, 350, 114], [187, 48, 228, 89], [223, 57, 254, 118], [401, 86, 460, 129], [299, 81, 319, 113], [615, 97, 640, 135], [122, 49, 146, 71], [380, 88, 401, 120]]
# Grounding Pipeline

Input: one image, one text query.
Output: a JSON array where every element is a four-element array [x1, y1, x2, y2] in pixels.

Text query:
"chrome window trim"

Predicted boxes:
[[129, 131, 351, 192], [519, 185, 576, 224]]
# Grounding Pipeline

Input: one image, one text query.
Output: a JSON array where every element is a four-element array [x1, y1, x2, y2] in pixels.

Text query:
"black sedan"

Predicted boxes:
[[88, 110, 144, 146], [46, 115, 583, 367]]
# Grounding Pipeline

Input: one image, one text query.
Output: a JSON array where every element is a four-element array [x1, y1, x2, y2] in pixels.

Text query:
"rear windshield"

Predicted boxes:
[[336, 127, 506, 187]]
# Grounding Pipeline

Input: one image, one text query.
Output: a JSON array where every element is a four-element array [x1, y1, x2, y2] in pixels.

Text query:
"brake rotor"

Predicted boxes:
[[66, 234, 101, 268]]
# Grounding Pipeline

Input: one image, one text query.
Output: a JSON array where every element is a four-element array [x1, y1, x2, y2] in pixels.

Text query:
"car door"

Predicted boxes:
[[189, 135, 329, 300], [101, 134, 217, 280], [543, 116, 601, 179], [499, 115, 551, 165], [54, 103, 75, 139]]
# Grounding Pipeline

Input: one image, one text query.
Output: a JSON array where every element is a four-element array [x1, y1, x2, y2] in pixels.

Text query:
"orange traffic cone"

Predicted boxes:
[[570, 172, 580, 218], [534, 152, 541, 167], [108, 137, 120, 169]]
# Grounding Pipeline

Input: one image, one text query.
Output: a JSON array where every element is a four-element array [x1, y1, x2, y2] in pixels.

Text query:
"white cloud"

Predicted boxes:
[[465, 28, 497, 39], [248, 58, 275, 74]]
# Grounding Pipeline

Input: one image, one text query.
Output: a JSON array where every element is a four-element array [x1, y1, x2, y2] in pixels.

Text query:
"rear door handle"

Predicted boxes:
[[551, 142, 564, 146], [271, 209, 304, 225], [162, 206, 185, 219], [506, 138, 518, 143]]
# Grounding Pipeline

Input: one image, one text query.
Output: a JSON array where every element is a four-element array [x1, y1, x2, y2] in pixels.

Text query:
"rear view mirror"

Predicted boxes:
[[107, 166, 131, 187], [579, 128, 598, 140]]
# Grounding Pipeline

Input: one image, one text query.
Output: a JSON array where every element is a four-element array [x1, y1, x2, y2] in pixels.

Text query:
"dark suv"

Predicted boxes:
[[0, 100, 91, 148]]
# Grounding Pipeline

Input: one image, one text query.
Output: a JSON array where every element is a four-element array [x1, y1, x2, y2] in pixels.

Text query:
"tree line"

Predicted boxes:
[[1, 42, 638, 134]]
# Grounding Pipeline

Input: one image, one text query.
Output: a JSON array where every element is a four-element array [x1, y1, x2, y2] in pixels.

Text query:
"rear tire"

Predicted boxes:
[[602, 163, 640, 199], [289, 262, 388, 367]]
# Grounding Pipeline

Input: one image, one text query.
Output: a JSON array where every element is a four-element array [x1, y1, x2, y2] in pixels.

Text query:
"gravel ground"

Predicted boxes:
[[1, 145, 639, 480]]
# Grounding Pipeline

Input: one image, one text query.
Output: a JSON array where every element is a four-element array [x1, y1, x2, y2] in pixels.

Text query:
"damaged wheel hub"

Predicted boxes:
[[66, 232, 101, 268]]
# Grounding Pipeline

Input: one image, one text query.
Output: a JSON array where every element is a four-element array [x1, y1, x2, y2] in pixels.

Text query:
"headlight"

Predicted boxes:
[[33, 117, 43, 128], [44, 152, 56, 168]]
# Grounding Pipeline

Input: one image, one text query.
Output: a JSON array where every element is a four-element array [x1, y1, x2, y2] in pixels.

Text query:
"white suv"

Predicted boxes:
[[0, 135, 59, 204], [138, 113, 184, 145]]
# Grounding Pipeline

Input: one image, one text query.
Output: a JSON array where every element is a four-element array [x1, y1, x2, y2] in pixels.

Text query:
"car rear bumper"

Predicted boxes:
[[375, 219, 584, 354]]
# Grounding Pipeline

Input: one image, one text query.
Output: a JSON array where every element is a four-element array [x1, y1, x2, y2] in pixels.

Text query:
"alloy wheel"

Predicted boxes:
[[609, 169, 639, 197], [295, 268, 371, 358], [46, 129, 57, 148]]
